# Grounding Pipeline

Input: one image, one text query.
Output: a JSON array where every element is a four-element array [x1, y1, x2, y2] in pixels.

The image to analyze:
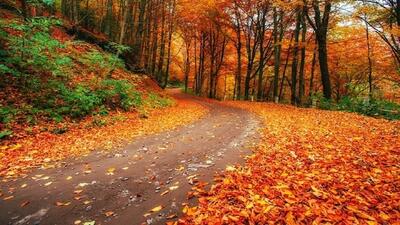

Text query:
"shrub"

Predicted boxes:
[[0, 130, 13, 139], [78, 49, 125, 73], [59, 85, 102, 118], [0, 106, 17, 124], [145, 93, 174, 109], [336, 97, 400, 120], [98, 79, 142, 110]]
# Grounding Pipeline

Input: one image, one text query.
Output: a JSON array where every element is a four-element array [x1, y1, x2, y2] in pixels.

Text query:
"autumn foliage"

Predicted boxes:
[[180, 102, 400, 224]]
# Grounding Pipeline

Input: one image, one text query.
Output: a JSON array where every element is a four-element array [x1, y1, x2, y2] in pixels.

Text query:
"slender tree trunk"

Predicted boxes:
[[273, 8, 283, 103], [119, 0, 132, 44], [298, 9, 307, 105], [235, 19, 242, 100], [157, 0, 166, 83], [309, 41, 317, 98], [21, 0, 28, 20], [104, 0, 113, 36], [291, 9, 301, 105], [279, 41, 292, 100], [184, 40, 191, 93], [316, 33, 332, 99], [365, 17, 373, 98], [163, 0, 175, 89], [305, 0, 332, 99]]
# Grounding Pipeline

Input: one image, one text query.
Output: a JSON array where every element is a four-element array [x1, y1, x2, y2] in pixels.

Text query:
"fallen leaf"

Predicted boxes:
[[4, 196, 14, 200], [150, 205, 163, 212], [83, 221, 95, 225], [226, 165, 235, 171], [55, 201, 71, 206], [20, 201, 30, 207], [176, 165, 185, 171], [160, 190, 170, 196], [104, 211, 114, 217], [106, 167, 115, 175], [169, 185, 179, 191]]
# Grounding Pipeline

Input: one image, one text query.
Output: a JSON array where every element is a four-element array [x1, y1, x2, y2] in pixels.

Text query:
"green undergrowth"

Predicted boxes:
[[0, 16, 172, 139], [312, 94, 400, 120]]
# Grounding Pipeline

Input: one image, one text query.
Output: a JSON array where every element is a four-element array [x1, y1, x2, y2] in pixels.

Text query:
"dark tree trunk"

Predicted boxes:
[[291, 9, 301, 105], [305, 0, 332, 99], [298, 9, 307, 105]]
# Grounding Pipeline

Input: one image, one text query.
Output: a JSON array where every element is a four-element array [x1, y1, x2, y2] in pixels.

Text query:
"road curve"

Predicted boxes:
[[0, 91, 260, 225]]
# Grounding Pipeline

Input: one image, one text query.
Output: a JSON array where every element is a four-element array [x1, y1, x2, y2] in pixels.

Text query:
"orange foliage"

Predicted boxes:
[[180, 102, 400, 224]]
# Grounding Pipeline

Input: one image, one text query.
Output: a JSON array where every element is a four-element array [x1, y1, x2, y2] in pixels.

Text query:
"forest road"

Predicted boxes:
[[0, 90, 261, 225]]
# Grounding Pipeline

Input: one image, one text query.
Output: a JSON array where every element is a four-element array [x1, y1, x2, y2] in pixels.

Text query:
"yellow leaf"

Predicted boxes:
[[285, 211, 296, 225], [226, 165, 235, 171], [150, 205, 163, 212], [56, 201, 71, 206], [379, 212, 390, 220], [106, 167, 116, 175], [169, 185, 179, 191]]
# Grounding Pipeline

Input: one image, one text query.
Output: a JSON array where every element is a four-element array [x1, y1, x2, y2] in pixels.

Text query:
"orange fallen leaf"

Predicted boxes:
[[160, 190, 170, 196], [55, 201, 71, 206], [104, 211, 114, 217], [20, 201, 30, 207], [4, 196, 14, 200]]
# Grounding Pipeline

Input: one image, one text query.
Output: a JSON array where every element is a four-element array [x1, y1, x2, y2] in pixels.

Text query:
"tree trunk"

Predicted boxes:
[[163, 0, 176, 89], [291, 9, 301, 105], [316, 34, 332, 99], [305, 0, 332, 99], [298, 9, 307, 105], [272, 8, 283, 103], [365, 17, 373, 98]]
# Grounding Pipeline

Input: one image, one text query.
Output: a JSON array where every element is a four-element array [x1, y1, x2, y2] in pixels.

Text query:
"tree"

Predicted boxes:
[[305, 0, 332, 99]]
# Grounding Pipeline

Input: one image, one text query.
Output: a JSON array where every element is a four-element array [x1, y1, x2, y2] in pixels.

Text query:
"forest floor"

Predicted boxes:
[[181, 101, 400, 224], [0, 90, 261, 225]]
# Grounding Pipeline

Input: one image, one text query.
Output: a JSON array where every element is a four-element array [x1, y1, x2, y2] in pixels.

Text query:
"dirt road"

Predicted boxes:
[[0, 91, 260, 225]]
